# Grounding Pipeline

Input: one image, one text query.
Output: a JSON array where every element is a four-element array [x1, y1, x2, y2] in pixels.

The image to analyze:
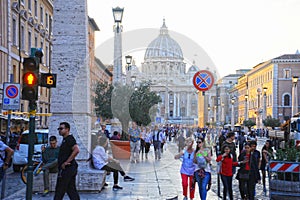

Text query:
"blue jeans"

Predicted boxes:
[[195, 171, 211, 200], [220, 174, 233, 200]]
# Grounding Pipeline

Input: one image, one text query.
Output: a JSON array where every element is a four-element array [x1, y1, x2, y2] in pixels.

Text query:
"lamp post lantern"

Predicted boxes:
[[112, 7, 124, 85], [292, 76, 299, 116], [231, 97, 235, 131]]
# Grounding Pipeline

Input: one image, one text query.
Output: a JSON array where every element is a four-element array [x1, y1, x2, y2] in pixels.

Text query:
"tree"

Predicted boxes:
[[263, 116, 281, 129], [94, 81, 161, 140], [94, 82, 113, 120], [129, 83, 161, 126], [243, 119, 256, 130]]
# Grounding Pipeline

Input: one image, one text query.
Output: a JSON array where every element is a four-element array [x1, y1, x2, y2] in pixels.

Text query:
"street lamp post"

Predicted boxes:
[[221, 102, 225, 124], [292, 76, 298, 116], [125, 55, 132, 85], [244, 94, 248, 120], [263, 87, 267, 121], [112, 7, 124, 85], [208, 105, 211, 125], [231, 98, 235, 131]]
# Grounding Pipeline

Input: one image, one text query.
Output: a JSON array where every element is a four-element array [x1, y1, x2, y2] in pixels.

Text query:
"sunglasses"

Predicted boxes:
[[57, 127, 65, 130], [197, 141, 202, 144], [188, 153, 191, 159]]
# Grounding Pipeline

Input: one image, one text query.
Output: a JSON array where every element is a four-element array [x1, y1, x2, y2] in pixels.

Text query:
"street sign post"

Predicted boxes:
[[2, 83, 20, 110], [192, 70, 214, 92]]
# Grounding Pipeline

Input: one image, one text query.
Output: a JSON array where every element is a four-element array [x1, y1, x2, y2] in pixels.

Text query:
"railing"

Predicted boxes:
[[269, 160, 300, 199]]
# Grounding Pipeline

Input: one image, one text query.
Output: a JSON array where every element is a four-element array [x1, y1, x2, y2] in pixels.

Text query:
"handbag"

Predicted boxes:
[[238, 170, 250, 180]]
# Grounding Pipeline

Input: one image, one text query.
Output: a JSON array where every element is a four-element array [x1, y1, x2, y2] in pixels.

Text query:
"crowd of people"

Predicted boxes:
[[173, 126, 275, 200]]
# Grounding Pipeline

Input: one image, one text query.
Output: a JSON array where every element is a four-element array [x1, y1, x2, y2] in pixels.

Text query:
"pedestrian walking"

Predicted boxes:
[[236, 142, 251, 200], [174, 137, 196, 200], [139, 126, 146, 160], [237, 132, 246, 154], [151, 125, 165, 160], [177, 132, 185, 153], [128, 122, 141, 163], [221, 132, 237, 174], [261, 140, 273, 195], [248, 140, 261, 200], [204, 133, 213, 157], [54, 122, 80, 200], [144, 127, 152, 160], [194, 138, 212, 200], [216, 145, 243, 200], [93, 136, 135, 191]]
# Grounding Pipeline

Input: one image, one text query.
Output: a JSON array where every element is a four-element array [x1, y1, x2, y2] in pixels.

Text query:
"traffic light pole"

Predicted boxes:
[[26, 101, 36, 200]]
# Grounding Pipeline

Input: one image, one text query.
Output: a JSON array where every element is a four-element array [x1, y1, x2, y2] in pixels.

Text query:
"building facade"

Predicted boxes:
[[232, 54, 300, 128], [129, 20, 199, 125]]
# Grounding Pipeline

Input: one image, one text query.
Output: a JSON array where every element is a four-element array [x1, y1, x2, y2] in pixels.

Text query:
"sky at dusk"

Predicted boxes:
[[88, 0, 300, 77]]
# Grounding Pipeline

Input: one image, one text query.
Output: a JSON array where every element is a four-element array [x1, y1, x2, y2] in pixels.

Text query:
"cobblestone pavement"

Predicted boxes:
[[1, 136, 297, 200]]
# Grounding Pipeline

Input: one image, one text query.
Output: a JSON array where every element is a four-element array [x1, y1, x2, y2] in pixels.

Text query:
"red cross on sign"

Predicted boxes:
[[193, 70, 214, 92]]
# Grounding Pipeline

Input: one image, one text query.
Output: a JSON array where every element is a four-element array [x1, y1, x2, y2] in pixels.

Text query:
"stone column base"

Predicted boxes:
[[32, 168, 107, 193]]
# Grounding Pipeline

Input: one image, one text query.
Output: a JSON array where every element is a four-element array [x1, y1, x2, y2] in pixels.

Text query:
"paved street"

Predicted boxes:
[[1, 137, 271, 200]]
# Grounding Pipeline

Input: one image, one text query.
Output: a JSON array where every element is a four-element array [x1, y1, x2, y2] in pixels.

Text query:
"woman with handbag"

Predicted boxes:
[[194, 138, 212, 200], [216, 145, 244, 200], [237, 142, 251, 200]]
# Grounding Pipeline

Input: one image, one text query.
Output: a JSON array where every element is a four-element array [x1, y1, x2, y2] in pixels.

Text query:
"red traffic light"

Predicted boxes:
[[23, 72, 38, 86]]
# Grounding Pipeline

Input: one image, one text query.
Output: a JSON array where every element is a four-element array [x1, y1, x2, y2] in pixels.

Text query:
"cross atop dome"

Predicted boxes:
[[160, 18, 168, 35]]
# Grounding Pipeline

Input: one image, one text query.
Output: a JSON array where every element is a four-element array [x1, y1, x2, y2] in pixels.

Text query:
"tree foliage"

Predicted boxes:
[[263, 116, 281, 128], [243, 119, 256, 129], [94, 82, 113, 120], [94, 81, 161, 140], [129, 83, 161, 126]]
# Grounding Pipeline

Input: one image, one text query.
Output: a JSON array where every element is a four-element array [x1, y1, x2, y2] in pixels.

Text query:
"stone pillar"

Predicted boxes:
[[49, 0, 106, 191], [177, 92, 180, 116], [174, 93, 177, 117], [113, 25, 123, 84], [292, 78, 298, 116], [187, 92, 190, 116]]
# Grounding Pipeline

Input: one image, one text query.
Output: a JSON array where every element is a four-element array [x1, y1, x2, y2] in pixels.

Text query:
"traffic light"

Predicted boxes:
[[22, 57, 39, 101]]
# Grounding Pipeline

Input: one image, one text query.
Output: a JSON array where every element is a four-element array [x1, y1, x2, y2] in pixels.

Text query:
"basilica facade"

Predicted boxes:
[[128, 20, 200, 125]]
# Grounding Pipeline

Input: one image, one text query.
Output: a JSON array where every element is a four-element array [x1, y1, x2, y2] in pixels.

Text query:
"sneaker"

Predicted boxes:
[[104, 182, 108, 187], [112, 185, 123, 191], [42, 189, 49, 197], [183, 196, 188, 200], [124, 175, 135, 182]]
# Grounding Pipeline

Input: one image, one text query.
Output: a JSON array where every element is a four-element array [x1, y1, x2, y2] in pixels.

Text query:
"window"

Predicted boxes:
[[40, 6, 44, 24], [49, 16, 52, 35], [45, 45, 49, 66], [12, 18, 17, 45], [45, 13, 48, 29], [21, 25, 25, 50], [34, 0, 38, 17], [34, 35, 38, 47], [28, 0, 31, 11], [28, 31, 31, 53], [284, 69, 291, 79], [283, 94, 290, 106]]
